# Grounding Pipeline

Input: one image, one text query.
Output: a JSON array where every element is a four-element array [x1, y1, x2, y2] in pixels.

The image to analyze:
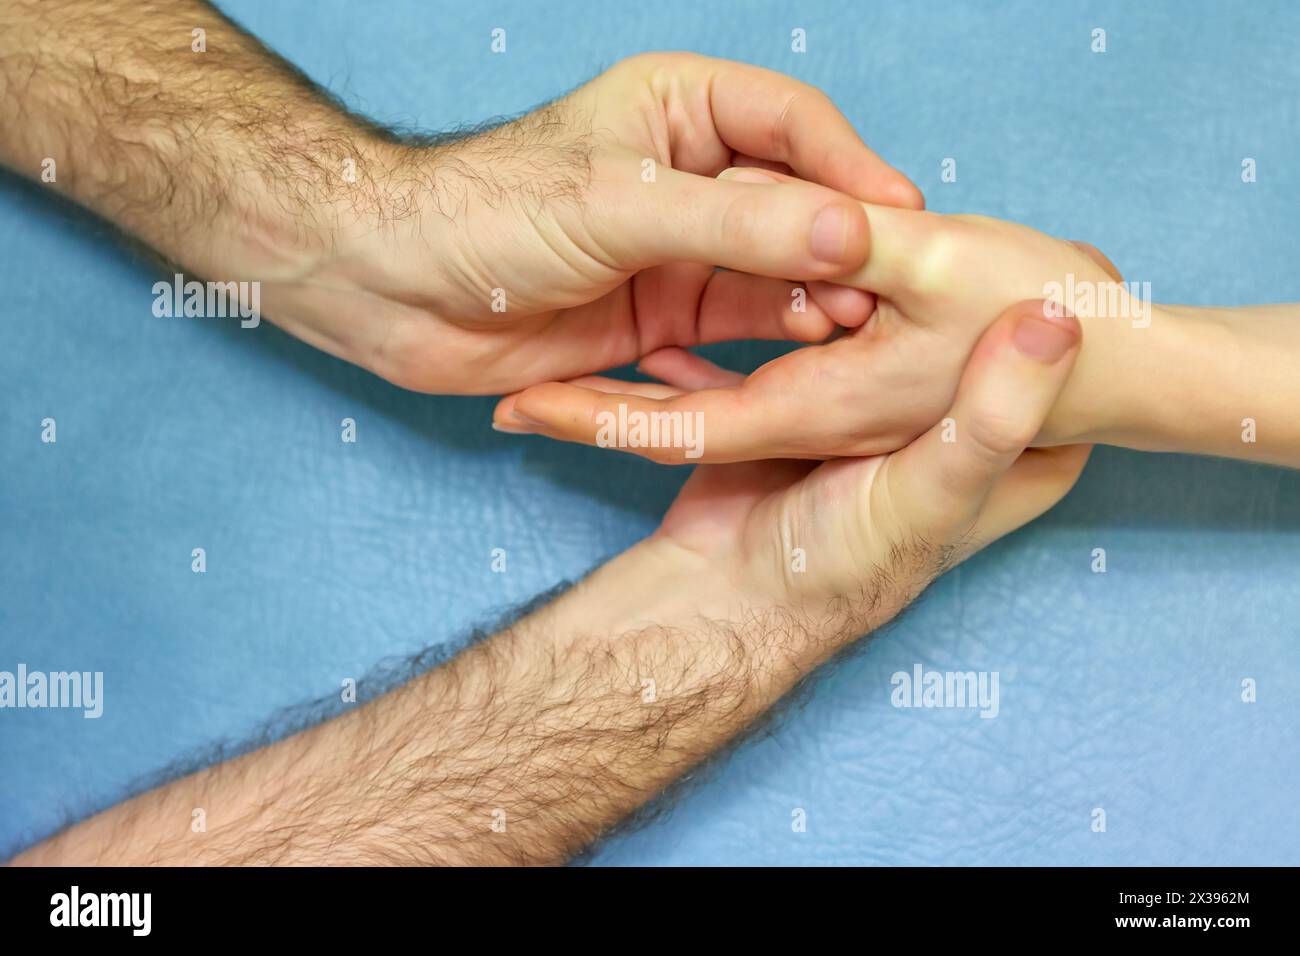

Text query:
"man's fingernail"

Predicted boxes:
[[492, 422, 532, 435], [1013, 307, 1080, 362], [810, 205, 849, 263]]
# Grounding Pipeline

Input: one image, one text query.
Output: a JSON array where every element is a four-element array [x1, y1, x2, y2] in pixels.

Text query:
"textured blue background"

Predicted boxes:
[[2, 0, 1298, 865]]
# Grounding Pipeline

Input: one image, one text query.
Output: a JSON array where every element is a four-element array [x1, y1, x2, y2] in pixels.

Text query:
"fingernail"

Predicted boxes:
[[810, 205, 849, 263], [1013, 307, 1080, 362], [720, 167, 778, 185], [492, 422, 532, 435], [511, 409, 546, 428]]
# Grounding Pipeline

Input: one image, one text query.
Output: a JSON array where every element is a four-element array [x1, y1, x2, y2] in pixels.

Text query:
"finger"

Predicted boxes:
[[842, 201, 951, 302], [639, 191, 863, 335], [716, 170, 933, 304], [637, 347, 745, 390], [694, 56, 925, 208], [729, 153, 794, 176], [971, 444, 1093, 544], [1067, 240, 1123, 281], [554, 376, 686, 400], [532, 265, 838, 387], [609, 163, 872, 278], [883, 299, 1083, 540], [807, 281, 876, 329], [499, 379, 821, 464], [608, 264, 835, 358], [494, 376, 685, 430], [691, 270, 837, 344]]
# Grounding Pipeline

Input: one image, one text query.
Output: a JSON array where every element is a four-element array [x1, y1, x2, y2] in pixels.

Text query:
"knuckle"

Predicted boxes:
[[907, 220, 967, 292], [772, 87, 808, 154], [720, 193, 765, 252], [965, 410, 1037, 461], [797, 81, 834, 111], [617, 51, 692, 84], [617, 51, 661, 72]]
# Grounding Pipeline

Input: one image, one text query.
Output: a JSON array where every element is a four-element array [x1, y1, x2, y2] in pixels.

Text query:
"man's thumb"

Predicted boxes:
[[604, 164, 870, 279]]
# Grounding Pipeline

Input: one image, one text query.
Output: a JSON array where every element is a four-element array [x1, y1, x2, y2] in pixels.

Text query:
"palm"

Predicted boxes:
[[657, 454, 897, 612]]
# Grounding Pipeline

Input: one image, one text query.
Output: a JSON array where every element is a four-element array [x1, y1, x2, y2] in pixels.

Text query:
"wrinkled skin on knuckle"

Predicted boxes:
[[718, 191, 768, 258], [622, 52, 706, 121], [607, 51, 665, 86], [771, 83, 830, 155], [965, 409, 1038, 463]]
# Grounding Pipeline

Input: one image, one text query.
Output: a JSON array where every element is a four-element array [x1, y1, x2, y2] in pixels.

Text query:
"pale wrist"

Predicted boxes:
[[1042, 303, 1208, 449]]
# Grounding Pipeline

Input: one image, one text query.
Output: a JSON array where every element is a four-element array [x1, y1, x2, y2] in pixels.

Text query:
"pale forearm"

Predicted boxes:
[[1057, 303, 1300, 468], [13, 541, 848, 866]]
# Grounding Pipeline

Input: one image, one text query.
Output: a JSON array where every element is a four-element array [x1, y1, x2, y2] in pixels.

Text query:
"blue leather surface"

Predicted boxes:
[[2, 0, 1298, 865]]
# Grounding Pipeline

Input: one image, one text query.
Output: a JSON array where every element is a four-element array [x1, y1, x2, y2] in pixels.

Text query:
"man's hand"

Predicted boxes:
[[493, 193, 1128, 460], [13, 299, 1086, 866], [652, 299, 1091, 627], [0, 1, 921, 394], [317, 53, 924, 394]]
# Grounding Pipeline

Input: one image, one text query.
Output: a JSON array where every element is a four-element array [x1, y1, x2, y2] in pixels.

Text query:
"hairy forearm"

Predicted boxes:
[[1060, 302, 1300, 468], [13, 541, 851, 866], [0, 0, 394, 280]]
